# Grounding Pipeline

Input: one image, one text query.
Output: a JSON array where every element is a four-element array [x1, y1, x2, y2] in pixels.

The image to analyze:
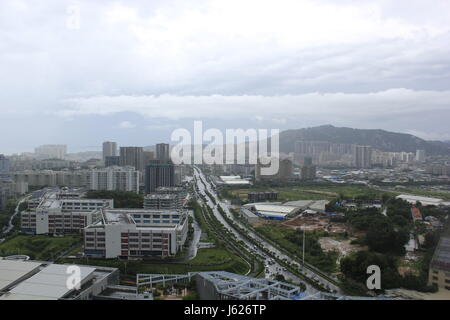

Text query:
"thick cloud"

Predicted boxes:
[[1, 0, 450, 153]]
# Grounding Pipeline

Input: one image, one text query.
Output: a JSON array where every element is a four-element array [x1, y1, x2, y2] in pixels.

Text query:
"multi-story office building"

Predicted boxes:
[[144, 194, 182, 210], [87, 166, 139, 193], [102, 141, 117, 161], [83, 208, 188, 258], [119, 147, 144, 172], [21, 189, 113, 234], [156, 143, 170, 162], [428, 236, 450, 295], [144, 161, 175, 193], [105, 155, 120, 167], [34, 145, 67, 160], [352, 145, 372, 168]]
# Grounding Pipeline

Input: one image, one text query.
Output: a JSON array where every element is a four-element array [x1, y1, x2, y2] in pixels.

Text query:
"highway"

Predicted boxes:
[[193, 166, 342, 294], [2, 195, 30, 235]]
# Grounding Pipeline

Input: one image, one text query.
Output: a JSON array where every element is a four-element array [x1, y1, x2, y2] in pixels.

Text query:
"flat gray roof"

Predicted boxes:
[[0, 260, 42, 292], [0, 263, 96, 300]]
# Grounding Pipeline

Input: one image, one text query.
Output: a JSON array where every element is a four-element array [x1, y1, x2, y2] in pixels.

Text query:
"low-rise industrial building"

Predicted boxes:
[[239, 207, 260, 225]]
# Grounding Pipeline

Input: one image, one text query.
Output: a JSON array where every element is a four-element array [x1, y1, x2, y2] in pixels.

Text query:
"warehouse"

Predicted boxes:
[[243, 203, 300, 220]]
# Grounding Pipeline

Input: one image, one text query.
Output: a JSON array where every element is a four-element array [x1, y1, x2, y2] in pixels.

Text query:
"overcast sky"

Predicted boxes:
[[1, 0, 450, 154]]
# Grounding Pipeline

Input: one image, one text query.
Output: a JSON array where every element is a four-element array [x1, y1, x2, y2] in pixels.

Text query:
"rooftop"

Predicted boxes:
[[0, 260, 100, 300]]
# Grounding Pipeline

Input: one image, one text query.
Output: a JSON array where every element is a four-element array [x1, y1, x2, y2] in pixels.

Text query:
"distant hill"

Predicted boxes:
[[279, 125, 450, 155]]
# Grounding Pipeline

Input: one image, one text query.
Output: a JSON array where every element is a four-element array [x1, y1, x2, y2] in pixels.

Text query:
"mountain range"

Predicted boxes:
[[278, 125, 450, 155]]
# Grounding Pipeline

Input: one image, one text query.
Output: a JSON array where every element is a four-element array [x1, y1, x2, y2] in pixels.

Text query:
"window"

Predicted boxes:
[[432, 276, 438, 281]]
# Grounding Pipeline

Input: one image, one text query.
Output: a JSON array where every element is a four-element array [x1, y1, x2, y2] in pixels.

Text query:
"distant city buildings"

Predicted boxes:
[[87, 166, 139, 193], [34, 145, 67, 160], [426, 164, 450, 176], [144, 161, 175, 193], [102, 141, 117, 161]]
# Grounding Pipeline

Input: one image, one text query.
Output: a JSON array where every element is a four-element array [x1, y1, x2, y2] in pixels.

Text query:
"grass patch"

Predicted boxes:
[[229, 183, 396, 203], [0, 234, 81, 260], [58, 247, 249, 276]]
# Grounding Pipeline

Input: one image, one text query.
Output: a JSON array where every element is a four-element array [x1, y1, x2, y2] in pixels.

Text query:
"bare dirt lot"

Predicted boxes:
[[319, 237, 365, 257], [281, 214, 348, 234]]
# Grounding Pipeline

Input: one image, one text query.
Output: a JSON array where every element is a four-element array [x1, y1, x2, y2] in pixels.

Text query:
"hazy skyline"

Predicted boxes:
[[2, 0, 450, 154]]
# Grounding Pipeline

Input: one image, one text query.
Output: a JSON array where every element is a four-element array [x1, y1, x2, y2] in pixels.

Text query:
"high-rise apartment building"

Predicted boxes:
[[352, 145, 372, 168], [255, 157, 292, 182], [87, 166, 139, 193], [416, 149, 426, 163], [300, 156, 316, 181], [119, 147, 144, 172], [144, 161, 175, 193], [102, 141, 117, 160], [105, 156, 120, 167], [143, 151, 155, 166], [156, 143, 170, 162]]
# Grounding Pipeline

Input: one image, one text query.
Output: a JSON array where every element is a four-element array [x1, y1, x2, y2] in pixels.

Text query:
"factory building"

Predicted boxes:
[[83, 208, 188, 258]]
